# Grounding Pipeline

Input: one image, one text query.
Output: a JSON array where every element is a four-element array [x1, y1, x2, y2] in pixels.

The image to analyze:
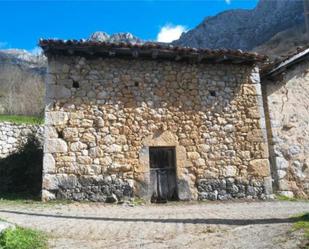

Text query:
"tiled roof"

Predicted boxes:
[[264, 46, 309, 77], [39, 39, 266, 65]]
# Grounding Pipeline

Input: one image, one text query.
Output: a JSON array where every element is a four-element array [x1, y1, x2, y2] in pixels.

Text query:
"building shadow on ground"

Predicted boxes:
[[0, 209, 307, 226]]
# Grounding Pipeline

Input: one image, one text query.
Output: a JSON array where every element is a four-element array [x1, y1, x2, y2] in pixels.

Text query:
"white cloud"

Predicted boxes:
[[157, 24, 187, 43], [225, 0, 231, 4], [0, 42, 8, 49]]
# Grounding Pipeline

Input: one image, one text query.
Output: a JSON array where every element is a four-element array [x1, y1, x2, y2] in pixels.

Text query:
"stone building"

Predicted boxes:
[[263, 48, 309, 198], [40, 40, 272, 202]]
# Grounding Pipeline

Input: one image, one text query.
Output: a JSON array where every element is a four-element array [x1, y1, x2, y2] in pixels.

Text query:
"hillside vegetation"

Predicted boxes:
[[0, 50, 46, 116]]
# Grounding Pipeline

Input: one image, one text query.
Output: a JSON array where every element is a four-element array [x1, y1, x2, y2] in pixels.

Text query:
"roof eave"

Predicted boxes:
[[39, 39, 266, 65], [264, 48, 309, 78]]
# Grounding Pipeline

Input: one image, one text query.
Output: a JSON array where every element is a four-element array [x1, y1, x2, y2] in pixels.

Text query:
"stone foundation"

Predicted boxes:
[[197, 178, 267, 200], [43, 175, 133, 202]]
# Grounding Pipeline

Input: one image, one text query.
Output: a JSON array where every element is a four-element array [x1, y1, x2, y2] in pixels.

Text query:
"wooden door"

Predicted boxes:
[[149, 147, 178, 203]]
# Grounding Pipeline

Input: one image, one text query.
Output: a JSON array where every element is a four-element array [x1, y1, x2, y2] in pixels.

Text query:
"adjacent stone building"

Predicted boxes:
[[0, 122, 43, 159], [263, 48, 309, 198], [40, 40, 271, 202]]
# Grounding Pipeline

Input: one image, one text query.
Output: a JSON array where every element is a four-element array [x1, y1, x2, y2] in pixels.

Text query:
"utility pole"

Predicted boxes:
[[304, 0, 309, 40]]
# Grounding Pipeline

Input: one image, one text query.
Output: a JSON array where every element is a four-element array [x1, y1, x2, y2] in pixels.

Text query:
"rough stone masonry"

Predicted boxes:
[[264, 59, 309, 198], [0, 122, 43, 159], [40, 40, 271, 202]]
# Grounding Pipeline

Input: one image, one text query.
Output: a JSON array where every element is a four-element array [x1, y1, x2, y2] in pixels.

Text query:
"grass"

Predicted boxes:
[[0, 115, 43, 125], [276, 194, 298, 201], [0, 227, 47, 249], [293, 213, 309, 239], [0, 195, 74, 207], [0, 192, 74, 208], [0, 193, 41, 206], [291, 213, 309, 249], [276, 194, 308, 202], [131, 197, 146, 206]]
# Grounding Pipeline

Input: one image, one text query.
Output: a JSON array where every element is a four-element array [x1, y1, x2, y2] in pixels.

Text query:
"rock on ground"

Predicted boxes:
[[0, 221, 15, 234]]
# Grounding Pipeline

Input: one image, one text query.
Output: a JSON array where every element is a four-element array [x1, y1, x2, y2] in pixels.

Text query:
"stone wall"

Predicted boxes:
[[42, 55, 271, 202], [0, 122, 43, 158], [264, 60, 309, 198]]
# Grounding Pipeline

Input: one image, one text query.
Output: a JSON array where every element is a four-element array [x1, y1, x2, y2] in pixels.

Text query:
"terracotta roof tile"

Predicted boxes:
[[39, 39, 267, 64]]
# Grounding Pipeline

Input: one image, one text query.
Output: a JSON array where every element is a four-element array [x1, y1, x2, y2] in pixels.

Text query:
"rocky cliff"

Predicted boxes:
[[253, 24, 308, 59], [89, 32, 143, 44], [174, 0, 305, 52]]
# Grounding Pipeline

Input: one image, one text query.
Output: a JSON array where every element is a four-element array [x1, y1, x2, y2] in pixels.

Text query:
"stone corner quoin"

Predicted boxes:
[[42, 53, 272, 202]]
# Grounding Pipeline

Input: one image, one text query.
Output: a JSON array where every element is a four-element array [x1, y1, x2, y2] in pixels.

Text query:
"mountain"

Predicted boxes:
[[173, 0, 305, 53], [89, 32, 143, 44], [253, 24, 308, 59], [0, 49, 46, 67], [0, 50, 46, 116]]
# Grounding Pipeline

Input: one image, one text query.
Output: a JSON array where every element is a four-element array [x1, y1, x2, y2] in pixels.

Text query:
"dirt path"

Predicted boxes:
[[0, 200, 308, 249]]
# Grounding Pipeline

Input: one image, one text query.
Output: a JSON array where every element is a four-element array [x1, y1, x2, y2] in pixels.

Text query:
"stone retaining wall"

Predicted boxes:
[[42, 55, 271, 202], [0, 122, 44, 158]]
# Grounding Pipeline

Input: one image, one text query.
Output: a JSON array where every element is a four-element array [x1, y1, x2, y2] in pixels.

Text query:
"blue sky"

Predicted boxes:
[[0, 0, 258, 52]]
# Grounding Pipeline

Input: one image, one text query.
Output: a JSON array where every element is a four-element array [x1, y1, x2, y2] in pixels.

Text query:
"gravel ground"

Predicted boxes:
[[0, 200, 308, 249]]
